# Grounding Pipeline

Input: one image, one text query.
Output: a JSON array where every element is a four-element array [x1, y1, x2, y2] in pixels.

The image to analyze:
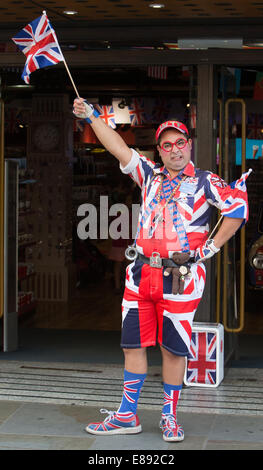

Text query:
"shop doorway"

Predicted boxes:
[[1, 63, 263, 368], [1, 65, 193, 361], [215, 66, 263, 366]]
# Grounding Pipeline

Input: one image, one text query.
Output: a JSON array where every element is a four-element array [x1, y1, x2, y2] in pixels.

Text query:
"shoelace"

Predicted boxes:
[[160, 414, 177, 429], [99, 408, 116, 423]]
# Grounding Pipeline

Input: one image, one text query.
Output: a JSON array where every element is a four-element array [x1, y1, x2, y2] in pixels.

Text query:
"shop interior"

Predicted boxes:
[[1, 62, 263, 365]]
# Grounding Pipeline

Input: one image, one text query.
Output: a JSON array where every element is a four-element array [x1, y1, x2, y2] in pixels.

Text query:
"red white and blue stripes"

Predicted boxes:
[[121, 260, 206, 355], [162, 383, 182, 416], [85, 370, 146, 435], [160, 383, 184, 441], [120, 149, 250, 259], [12, 13, 64, 84], [85, 409, 142, 435], [118, 369, 147, 415], [160, 414, 184, 442]]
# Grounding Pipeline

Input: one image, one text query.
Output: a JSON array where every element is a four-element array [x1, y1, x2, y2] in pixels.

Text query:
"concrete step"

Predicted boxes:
[[0, 361, 262, 416]]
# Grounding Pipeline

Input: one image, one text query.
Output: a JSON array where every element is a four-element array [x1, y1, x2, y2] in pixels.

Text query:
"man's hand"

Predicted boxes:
[[73, 98, 98, 122], [195, 239, 220, 263]]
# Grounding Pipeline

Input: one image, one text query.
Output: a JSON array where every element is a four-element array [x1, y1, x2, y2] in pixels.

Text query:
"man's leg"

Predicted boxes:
[[86, 261, 156, 436], [160, 346, 185, 385], [158, 262, 207, 441], [85, 348, 147, 435], [123, 347, 148, 374], [116, 348, 147, 415], [159, 346, 185, 442]]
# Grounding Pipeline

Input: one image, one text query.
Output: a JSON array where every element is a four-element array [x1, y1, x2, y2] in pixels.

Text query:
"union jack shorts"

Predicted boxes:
[[121, 260, 206, 356]]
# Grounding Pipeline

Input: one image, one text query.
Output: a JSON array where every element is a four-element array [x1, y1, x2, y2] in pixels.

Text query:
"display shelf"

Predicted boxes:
[[19, 179, 37, 185], [18, 272, 36, 282], [19, 211, 36, 217], [18, 241, 37, 249], [18, 262, 35, 282], [24, 94, 75, 301], [18, 164, 37, 316]]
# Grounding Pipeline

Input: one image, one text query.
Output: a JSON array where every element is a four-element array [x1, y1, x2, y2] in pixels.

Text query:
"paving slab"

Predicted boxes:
[[0, 400, 262, 451]]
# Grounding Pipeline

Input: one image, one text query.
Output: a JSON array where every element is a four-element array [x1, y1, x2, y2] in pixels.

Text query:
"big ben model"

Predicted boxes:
[[26, 94, 75, 301]]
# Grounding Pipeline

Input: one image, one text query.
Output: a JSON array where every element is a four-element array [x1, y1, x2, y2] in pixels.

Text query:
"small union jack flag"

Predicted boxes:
[[12, 12, 64, 84], [187, 331, 217, 385], [95, 104, 116, 128], [221, 169, 252, 222], [230, 168, 252, 191], [129, 98, 146, 126]]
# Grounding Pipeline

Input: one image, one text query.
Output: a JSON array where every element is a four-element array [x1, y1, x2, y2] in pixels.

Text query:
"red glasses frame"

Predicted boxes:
[[160, 137, 188, 152]]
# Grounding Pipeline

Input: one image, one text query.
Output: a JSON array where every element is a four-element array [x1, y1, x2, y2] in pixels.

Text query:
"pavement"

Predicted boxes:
[[0, 360, 262, 452], [0, 400, 263, 452]]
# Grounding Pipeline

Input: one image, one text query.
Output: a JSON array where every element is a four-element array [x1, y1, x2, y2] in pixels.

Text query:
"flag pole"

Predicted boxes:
[[209, 215, 223, 239], [43, 11, 80, 98]]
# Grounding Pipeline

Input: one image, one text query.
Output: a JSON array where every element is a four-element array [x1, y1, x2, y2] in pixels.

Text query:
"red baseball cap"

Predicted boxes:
[[155, 120, 189, 142]]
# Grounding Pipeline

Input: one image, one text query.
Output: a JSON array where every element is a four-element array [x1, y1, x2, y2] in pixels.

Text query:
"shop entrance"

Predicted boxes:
[[215, 66, 263, 366], [0, 62, 263, 367], [0, 65, 195, 361]]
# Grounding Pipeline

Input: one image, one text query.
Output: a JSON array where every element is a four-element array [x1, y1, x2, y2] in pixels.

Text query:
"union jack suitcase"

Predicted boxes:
[[184, 322, 224, 388]]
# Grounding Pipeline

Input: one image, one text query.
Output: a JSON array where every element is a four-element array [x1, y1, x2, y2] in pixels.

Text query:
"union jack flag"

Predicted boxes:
[[129, 98, 146, 126], [12, 12, 64, 84], [221, 169, 252, 221], [95, 104, 116, 128], [187, 331, 217, 385]]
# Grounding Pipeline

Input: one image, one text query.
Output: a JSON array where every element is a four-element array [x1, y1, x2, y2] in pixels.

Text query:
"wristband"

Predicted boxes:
[[206, 239, 220, 253], [73, 100, 100, 122], [85, 105, 100, 123]]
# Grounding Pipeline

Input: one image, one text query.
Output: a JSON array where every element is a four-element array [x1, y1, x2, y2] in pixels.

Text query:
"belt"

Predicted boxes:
[[137, 252, 195, 270]]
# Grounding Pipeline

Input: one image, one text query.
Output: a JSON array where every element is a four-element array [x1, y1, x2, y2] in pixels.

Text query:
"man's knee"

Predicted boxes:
[[122, 347, 147, 374], [123, 347, 147, 358], [160, 345, 185, 361]]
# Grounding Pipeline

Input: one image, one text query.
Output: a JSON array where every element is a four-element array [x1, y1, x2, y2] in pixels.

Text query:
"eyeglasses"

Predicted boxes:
[[160, 138, 188, 152]]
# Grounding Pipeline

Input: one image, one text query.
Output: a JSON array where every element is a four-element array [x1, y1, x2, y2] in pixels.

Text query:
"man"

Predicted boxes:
[[73, 98, 249, 442]]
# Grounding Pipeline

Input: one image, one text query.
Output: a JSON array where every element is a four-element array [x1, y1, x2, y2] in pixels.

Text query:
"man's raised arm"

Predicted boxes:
[[73, 98, 133, 168]]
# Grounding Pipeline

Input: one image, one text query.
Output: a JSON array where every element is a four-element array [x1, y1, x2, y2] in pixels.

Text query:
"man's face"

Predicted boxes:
[[157, 129, 192, 177]]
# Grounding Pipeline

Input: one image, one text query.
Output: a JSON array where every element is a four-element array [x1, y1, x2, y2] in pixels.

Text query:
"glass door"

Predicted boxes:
[[0, 98, 4, 349], [3, 159, 18, 352], [216, 67, 247, 363]]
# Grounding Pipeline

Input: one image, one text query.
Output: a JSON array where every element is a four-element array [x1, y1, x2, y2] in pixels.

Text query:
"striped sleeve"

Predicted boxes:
[[120, 148, 156, 188]]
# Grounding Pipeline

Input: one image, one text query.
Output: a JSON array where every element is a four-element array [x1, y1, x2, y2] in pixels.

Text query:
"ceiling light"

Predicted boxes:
[[178, 38, 243, 49], [7, 85, 34, 89], [63, 10, 78, 15], [149, 3, 165, 8]]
